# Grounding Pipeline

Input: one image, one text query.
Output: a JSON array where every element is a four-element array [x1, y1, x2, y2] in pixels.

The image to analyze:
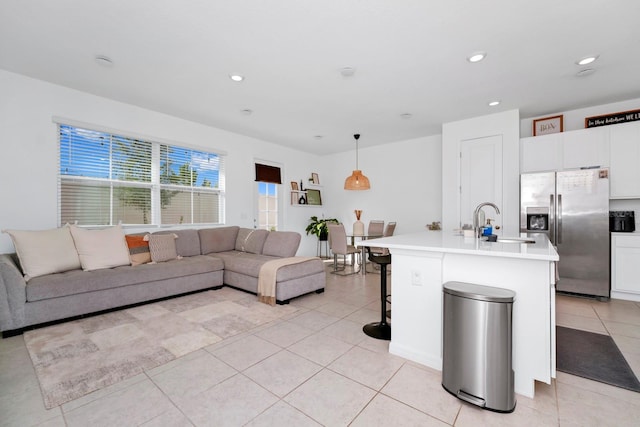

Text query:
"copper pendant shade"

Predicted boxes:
[[344, 134, 370, 190]]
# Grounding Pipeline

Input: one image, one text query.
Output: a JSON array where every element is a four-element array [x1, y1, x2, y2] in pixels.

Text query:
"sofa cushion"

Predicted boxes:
[[3, 227, 81, 281], [262, 231, 301, 258], [235, 228, 269, 254], [125, 234, 151, 266], [25, 255, 224, 302], [155, 229, 201, 257], [146, 233, 179, 263], [199, 226, 239, 254], [214, 251, 276, 277], [216, 251, 324, 282], [69, 225, 131, 271]]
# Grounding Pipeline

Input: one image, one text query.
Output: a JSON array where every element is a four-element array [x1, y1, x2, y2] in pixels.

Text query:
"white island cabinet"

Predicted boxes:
[[611, 233, 640, 301], [358, 231, 558, 398]]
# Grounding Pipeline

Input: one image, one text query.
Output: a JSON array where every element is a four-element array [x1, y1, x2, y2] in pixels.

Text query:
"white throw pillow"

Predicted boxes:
[[69, 225, 131, 271], [3, 227, 81, 281]]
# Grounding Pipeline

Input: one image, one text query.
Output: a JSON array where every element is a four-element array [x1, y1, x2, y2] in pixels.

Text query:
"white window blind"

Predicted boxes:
[[58, 124, 224, 226]]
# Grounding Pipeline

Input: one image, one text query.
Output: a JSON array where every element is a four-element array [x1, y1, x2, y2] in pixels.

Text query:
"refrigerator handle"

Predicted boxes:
[[550, 194, 555, 245], [557, 194, 563, 244]]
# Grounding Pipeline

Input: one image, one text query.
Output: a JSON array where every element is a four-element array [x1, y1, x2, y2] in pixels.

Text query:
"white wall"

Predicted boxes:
[[322, 135, 442, 235], [0, 70, 324, 254]]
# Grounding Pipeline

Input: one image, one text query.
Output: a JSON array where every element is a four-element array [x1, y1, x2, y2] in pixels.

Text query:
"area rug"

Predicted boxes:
[[556, 326, 640, 392], [24, 288, 300, 408]]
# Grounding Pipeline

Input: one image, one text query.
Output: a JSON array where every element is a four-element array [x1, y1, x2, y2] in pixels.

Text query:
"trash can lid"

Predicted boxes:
[[443, 281, 515, 303]]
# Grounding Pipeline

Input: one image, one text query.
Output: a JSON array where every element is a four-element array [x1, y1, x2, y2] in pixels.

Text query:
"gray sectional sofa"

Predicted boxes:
[[0, 226, 325, 336]]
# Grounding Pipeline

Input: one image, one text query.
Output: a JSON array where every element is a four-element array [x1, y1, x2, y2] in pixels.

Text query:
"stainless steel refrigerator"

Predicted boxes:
[[520, 168, 610, 298]]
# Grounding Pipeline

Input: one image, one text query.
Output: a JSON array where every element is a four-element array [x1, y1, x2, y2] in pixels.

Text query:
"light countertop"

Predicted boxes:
[[357, 230, 559, 261]]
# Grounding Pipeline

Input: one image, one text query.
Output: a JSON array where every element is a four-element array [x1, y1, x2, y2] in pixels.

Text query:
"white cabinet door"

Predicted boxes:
[[611, 234, 640, 301], [562, 127, 609, 169], [520, 133, 562, 173], [610, 121, 640, 198], [521, 127, 609, 173]]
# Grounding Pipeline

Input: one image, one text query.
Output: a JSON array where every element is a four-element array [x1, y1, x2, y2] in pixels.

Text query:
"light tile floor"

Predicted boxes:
[[2, 267, 640, 426]]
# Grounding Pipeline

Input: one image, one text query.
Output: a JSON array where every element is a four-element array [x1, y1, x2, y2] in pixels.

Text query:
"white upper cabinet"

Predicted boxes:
[[520, 126, 609, 173], [520, 133, 562, 173], [562, 127, 609, 170], [610, 121, 640, 199]]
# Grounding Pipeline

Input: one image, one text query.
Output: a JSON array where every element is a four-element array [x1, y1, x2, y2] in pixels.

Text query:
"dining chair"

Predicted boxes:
[[367, 220, 385, 237], [328, 223, 360, 275]]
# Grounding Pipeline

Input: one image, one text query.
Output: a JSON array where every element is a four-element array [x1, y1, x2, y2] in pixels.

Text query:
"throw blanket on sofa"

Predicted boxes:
[[258, 257, 317, 305]]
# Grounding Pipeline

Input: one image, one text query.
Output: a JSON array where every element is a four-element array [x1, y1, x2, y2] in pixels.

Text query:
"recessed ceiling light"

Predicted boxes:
[[340, 67, 356, 77], [576, 55, 599, 66], [467, 52, 487, 63], [95, 55, 114, 67], [240, 109, 252, 115], [400, 113, 413, 119], [313, 135, 323, 140], [576, 68, 596, 77], [488, 100, 501, 107], [229, 74, 244, 82]]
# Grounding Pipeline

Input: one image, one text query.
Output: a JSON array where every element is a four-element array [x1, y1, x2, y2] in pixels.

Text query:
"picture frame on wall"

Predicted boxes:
[[533, 115, 563, 136], [306, 189, 322, 205], [291, 192, 299, 204], [311, 173, 319, 185]]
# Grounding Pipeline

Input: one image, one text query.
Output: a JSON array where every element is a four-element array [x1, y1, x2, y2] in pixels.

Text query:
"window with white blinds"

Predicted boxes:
[[59, 124, 225, 226]]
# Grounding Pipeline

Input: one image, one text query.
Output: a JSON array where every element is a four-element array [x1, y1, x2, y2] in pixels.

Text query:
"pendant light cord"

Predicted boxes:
[[354, 133, 360, 170]]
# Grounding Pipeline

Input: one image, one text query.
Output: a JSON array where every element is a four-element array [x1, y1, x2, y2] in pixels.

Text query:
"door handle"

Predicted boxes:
[[557, 194, 562, 244], [550, 194, 555, 245]]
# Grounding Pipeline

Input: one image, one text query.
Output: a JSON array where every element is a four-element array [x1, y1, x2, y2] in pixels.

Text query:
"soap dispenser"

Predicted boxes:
[[482, 219, 493, 236]]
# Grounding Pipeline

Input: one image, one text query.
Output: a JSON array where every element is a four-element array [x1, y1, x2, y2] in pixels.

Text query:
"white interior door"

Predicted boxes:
[[460, 135, 503, 229]]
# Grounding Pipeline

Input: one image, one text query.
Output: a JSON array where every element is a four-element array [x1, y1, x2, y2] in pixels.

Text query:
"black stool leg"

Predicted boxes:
[[363, 263, 391, 340]]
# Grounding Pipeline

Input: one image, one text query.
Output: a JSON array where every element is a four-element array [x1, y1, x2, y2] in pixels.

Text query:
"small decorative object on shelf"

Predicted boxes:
[[306, 189, 322, 205], [353, 209, 364, 236], [426, 221, 441, 230], [291, 181, 299, 191], [298, 194, 307, 204], [300, 180, 304, 192], [311, 173, 319, 185]]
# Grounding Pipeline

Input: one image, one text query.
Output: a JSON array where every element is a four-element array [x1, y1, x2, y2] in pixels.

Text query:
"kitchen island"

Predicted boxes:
[[358, 231, 559, 398]]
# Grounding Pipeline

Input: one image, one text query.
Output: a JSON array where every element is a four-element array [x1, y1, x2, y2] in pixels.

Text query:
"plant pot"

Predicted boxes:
[[319, 230, 329, 241]]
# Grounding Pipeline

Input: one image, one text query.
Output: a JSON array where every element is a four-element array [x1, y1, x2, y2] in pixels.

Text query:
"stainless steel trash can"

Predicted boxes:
[[441, 281, 516, 413]]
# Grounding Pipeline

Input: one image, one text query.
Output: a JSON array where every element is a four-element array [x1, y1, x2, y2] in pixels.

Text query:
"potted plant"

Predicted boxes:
[[305, 216, 339, 241]]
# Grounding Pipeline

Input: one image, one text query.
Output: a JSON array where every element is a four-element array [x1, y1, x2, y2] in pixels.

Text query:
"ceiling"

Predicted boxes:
[[1, 1, 639, 155]]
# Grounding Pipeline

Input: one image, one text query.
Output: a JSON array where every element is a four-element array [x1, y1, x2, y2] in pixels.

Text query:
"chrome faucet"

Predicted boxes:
[[473, 202, 500, 238]]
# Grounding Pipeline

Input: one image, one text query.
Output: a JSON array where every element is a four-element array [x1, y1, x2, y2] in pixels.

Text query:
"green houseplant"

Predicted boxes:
[[305, 216, 339, 241]]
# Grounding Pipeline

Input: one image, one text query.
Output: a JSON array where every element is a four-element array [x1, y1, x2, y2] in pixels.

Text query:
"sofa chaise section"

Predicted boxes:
[[199, 227, 326, 304]]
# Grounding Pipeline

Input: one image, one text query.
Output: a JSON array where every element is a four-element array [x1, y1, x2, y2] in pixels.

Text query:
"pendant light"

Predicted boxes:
[[344, 134, 370, 190]]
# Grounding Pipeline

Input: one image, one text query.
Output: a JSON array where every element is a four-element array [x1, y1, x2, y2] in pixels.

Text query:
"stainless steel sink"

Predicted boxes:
[[481, 236, 536, 244], [496, 237, 535, 244]]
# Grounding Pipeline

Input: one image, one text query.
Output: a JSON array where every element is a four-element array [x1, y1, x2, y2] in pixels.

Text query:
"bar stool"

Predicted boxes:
[[363, 248, 391, 340]]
